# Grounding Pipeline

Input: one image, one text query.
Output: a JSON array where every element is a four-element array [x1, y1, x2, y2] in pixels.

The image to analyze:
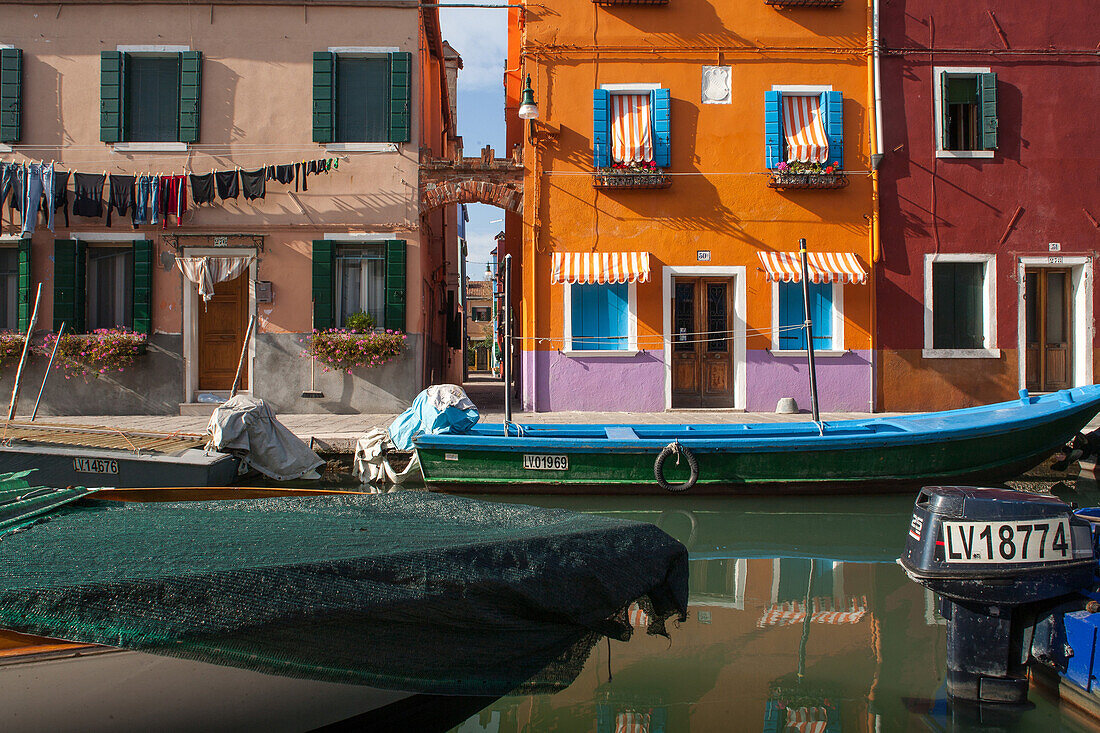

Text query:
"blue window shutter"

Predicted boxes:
[[979, 72, 998, 150], [596, 286, 611, 350], [811, 283, 833, 350], [593, 89, 611, 169], [778, 283, 805, 350], [764, 91, 782, 169], [822, 91, 844, 169], [651, 88, 671, 169], [572, 284, 594, 349], [608, 283, 628, 349]]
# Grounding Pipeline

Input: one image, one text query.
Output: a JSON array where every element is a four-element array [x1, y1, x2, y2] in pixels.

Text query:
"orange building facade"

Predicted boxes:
[[506, 0, 878, 412]]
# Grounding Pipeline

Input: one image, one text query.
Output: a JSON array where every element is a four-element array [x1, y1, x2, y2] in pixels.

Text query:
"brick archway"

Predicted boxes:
[[420, 148, 524, 214]]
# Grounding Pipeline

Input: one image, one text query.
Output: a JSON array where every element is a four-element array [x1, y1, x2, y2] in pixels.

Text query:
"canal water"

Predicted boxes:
[[437, 488, 1098, 733]]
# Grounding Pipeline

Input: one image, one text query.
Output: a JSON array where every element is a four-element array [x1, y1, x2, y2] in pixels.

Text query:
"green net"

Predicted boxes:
[[0, 491, 687, 696], [0, 471, 96, 534]]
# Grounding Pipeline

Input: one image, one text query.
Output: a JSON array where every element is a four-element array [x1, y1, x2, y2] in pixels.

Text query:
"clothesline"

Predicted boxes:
[[0, 157, 345, 237]]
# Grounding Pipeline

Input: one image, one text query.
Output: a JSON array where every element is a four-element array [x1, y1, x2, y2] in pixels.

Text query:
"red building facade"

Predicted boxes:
[[877, 1, 1098, 411]]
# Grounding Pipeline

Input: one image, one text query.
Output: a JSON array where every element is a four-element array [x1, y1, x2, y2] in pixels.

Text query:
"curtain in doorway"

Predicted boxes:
[[176, 256, 255, 302]]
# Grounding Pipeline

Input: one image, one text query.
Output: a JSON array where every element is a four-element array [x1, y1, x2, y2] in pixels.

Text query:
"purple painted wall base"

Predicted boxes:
[[522, 350, 665, 412], [746, 349, 872, 412]]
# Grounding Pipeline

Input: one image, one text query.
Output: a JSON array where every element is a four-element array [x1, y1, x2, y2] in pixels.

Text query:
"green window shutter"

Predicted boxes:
[[312, 52, 335, 144], [388, 52, 411, 143], [311, 239, 335, 330], [16, 238, 31, 331], [178, 51, 202, 144], [131, 240, 154, 335], [384, 239, 407, 331], [938, 71, 950, 151], [979, 72, 998, 150], [101, 51, 126, 143], [53, 239, 87, 333], [0, 48, 22, 144]]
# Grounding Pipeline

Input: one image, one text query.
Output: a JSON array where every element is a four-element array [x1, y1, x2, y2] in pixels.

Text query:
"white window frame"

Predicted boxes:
[[933, 66, 994, 159], [333, 243, 386, 328], [112, 44, 192, 153], [923, 253, 1000, 359], [561, 281, 638, 357], [769, 280, 846, 357], [600, 83, 661, 93], [770, 84, 833, 93]]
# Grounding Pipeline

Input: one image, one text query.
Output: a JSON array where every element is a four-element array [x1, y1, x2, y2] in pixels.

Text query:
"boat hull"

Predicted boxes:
[[0, 443, 240, 488], [415, 388, 1100, 493]]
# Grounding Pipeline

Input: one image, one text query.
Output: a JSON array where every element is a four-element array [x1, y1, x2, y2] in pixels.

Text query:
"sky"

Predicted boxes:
[[438, 7, 509, 282]]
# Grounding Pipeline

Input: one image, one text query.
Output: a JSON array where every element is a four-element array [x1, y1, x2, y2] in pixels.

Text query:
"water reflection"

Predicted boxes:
[[454, 493, 1095, 733]]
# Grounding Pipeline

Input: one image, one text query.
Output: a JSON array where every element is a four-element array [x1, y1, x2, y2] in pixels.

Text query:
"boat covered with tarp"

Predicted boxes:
[[413, 386, 1100, 493], [0, 470, 688, 728]]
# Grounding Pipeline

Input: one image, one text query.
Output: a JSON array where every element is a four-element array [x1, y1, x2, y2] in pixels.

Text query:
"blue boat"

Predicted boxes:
[[413, 386, 1100, 493]]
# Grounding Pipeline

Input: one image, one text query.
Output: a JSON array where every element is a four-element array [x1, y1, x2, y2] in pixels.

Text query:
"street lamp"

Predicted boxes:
[[517, 74, 539, 120]]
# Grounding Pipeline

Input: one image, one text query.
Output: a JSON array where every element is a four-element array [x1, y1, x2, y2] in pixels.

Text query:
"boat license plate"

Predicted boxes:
[[523, 454, 569, 471], [942, 519, 1071, 564], [73, 457, 119, 475]]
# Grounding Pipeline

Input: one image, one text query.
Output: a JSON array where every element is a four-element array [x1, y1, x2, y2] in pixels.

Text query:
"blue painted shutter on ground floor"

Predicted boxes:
[[572, 283, 627, 350], [778, 282, 832, 350]]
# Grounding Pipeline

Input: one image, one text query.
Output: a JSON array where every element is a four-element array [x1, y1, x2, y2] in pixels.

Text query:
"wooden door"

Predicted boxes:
[[1025, 268, 1072, 392], [198, 271, 249, 390], [672, 277, 735, 408]]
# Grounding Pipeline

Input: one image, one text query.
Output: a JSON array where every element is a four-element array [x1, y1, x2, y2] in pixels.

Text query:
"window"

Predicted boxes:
[[0, 247, 17, 330], [764, 88, 843, 169], [100, 49, 201, 144], [934, 68, 997, 156], [776, 281, 835, 351], [570, 283, 629, 351], [923, 255, 997, 357], [313, 51, 411, 145], [471, 307, 490, 322], [86, 247, 134, 330], [335, 245, 385, 327], [593, 85, 670, 170]]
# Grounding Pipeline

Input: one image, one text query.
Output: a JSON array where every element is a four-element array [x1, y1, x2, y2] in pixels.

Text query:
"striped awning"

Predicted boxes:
[[782, 95, 829, 164], [756, 596, 868, 627], [611, 94, 653, 164], [551, 252, 651, 285], [758, 251, 867, 285]]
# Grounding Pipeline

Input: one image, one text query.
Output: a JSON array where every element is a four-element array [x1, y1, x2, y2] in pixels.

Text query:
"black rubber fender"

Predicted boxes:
[[654, 442, 699, 493]]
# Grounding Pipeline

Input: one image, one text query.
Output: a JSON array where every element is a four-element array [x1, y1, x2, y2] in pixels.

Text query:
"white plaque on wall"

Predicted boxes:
[[701, 66, 732, 105]]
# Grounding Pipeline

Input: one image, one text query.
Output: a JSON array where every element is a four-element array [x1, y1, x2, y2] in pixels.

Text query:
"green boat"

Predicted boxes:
[[413, 386, 1100, 494]]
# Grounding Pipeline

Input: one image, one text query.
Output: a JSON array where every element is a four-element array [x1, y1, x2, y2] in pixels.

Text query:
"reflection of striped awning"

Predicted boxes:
[[551, 252, 651, 285], [757, 596, 867, 627], [616, 711, 652, 733], [758, 251, 867, 285], [612, 94, 653, 164], [627, 603, 649, 629], [782, 95, 829, 164]]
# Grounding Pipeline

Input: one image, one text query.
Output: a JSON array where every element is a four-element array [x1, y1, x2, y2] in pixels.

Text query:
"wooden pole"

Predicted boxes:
[[229, 314, 256, 398], [7, 283, 43, 421], [31, 321, 65, 421], [798, 240, 822, 429], [503, 254, 513, 428]]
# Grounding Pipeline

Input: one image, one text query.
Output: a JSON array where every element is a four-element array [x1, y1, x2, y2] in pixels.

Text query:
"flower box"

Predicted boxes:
[[764, 0, 843, 7], [768, 173, 849, 190], [0, 332, 27, 367], [305, 329, 407, 373], [593, 170, 672, 190], [43, 329, 148, 379]]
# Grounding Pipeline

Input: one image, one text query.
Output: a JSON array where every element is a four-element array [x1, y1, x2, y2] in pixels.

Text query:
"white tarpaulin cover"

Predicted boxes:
[[388, 384, 480, 450], [207, 395, 324, 481], [353, 428, 422, 486]]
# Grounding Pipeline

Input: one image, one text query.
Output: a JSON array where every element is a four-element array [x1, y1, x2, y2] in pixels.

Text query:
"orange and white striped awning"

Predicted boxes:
[[757, 596, 868, 627], [612, 94, 654, 164], [551, 252, 651, 285], [758, 251, 867, 285], [782, 95, 829, 164]]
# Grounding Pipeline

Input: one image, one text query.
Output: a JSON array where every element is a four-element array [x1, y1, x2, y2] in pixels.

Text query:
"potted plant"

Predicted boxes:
[[42, 328, 148, 379], [594, 160, 672, 189], [768, 160, 849, 190], [304, 313, 407, 374]]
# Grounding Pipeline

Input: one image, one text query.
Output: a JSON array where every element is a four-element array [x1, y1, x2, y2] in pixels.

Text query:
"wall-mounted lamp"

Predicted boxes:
[[517, 75, 539, 120]]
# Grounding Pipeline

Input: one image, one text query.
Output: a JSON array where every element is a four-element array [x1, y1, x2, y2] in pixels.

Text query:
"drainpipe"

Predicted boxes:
[[868, 0, 884, 412]]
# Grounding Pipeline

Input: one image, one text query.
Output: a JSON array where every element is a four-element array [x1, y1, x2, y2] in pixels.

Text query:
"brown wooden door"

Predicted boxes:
[[1025, 268, 1072, 392], [198, 271, 249, 390], [672, 277, 735, 408]]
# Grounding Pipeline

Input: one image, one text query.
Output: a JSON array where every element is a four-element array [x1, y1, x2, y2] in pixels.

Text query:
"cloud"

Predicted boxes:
[[439, 7, 508, 93]]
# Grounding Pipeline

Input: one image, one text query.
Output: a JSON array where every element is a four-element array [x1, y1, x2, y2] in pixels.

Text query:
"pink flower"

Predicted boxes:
[[777, 162, 788, 172]]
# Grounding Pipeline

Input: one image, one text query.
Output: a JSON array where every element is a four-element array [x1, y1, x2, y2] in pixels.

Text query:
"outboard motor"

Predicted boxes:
[[899, 486, 1098, 705]]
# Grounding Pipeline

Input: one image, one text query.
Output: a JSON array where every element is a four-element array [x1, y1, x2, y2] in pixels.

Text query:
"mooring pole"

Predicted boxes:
[[229, 314, 256, 398], [503, 254, 513, 428], [7, 283, 43, 421], [798, 240, 822, 430], [31, 321, 65, 421]]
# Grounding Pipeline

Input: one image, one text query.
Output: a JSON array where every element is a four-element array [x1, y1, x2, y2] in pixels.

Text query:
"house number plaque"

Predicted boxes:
[[697, 250, 711, 262]]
